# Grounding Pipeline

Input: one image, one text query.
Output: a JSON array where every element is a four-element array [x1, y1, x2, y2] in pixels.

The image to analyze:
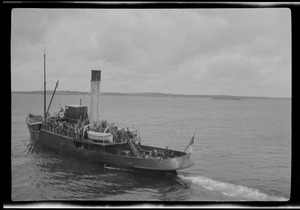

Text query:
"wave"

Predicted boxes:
[[178, 175, 287, 201]]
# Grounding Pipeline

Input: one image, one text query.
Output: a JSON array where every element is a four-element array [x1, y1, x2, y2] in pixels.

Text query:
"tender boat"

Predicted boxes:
[[87, 130, 114, 143]]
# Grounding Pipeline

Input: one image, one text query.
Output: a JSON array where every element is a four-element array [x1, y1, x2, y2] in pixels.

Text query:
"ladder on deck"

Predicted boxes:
[[128, 140, 142, 158]]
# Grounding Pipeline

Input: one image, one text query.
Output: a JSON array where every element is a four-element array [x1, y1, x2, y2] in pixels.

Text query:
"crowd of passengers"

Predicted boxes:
[[43, 117, 138, 142], [93, 120, 138, 143], [43, 117, 87, 139]]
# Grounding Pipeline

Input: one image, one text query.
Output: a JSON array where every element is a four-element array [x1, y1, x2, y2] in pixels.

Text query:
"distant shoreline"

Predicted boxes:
[[11, 90, 291, 100]]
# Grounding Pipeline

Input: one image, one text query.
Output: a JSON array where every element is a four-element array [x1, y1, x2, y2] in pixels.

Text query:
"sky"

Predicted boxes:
[[11, 8, 291, 98]]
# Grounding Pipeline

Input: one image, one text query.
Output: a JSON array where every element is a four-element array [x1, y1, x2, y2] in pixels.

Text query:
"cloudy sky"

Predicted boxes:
[[11, 8, 291, 98]]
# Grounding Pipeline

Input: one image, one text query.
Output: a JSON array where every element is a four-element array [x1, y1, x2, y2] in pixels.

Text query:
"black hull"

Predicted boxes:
[[26, 122, 194, 173]]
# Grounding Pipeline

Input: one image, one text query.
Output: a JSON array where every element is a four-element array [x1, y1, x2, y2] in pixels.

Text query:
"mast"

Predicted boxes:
[[44, 48, 47, 119]]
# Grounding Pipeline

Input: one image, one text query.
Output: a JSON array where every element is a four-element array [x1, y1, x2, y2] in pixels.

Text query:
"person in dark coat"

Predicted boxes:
[[164, 146, 169, 159]]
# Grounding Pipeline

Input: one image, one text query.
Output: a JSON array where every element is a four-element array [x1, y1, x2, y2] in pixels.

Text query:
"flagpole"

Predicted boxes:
[[184, 135, 195, 153]]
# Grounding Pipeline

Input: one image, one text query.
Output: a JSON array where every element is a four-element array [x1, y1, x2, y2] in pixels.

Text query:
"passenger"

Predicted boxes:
[[74, 127, 78, 139], [78, 127, 82, 139], [63, 121, 67, 129], [117, 130, 122, 142], [101, 120, 107, 129], [69, 123, 73, 137], [128, 130, 133, 139], [59, 122, 63, 135], [153, 149, 158, 157], [53, 121, 57, 133], [81, 122, 86, 130], [97, 123, 102, 132], [124, 132, 128, 141], [122, 129, 126, 141], [165, 146, 169, 159], [125, 127, 130, 139], [92, 121, 97, 131], [169, 151, 174, 158], [57, 121, 60, 133], [149, 151, 153, 157], [69, 124, 73, 138]]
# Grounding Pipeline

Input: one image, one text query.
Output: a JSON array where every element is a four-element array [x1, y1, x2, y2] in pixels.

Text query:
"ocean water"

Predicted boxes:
[[11, 93, 291, 202]]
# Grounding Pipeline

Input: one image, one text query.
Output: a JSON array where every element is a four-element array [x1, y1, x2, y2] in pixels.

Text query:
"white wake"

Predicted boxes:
[[103, 165, 135, 172], [178, 175, 288, 201]]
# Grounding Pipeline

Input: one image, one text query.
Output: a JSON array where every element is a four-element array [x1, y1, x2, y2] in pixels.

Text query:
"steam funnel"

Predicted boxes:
[[89, 70, 101, 130]]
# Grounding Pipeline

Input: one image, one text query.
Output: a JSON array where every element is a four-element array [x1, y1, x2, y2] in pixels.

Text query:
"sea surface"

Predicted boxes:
[[11, 93, 291, 203]]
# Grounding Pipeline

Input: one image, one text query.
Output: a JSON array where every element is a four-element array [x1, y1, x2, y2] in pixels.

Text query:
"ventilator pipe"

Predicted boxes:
[[104, 126, 110, 133], [83, 124, 90, 136]]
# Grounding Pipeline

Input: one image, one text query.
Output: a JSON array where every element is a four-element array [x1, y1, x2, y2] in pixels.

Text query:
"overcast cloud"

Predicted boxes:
[[11, 8, 291, 98]]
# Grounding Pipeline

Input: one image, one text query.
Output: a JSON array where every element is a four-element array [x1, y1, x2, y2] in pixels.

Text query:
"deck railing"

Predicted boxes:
[[42, 121, 83, 140]]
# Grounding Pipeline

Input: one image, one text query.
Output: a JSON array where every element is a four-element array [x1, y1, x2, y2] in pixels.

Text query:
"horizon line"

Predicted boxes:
[[11, 90, 291, 100]]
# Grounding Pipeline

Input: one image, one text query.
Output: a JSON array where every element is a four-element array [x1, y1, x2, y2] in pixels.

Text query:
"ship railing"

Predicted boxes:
[[42, 121, 84, 140]]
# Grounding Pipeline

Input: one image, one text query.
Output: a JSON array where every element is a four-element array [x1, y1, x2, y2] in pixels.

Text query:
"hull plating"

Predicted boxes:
[[26, 123, 194, 172]]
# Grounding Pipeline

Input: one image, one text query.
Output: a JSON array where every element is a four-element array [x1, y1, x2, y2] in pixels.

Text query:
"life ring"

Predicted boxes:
[[59, 111, 64, 118]]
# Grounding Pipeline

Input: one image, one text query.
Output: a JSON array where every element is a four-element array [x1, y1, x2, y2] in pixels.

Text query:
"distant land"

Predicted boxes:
[[11, 90, 291, 100]]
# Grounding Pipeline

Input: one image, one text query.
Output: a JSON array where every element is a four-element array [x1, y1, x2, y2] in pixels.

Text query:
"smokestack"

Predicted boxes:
[[89, 70, 101, 130]]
